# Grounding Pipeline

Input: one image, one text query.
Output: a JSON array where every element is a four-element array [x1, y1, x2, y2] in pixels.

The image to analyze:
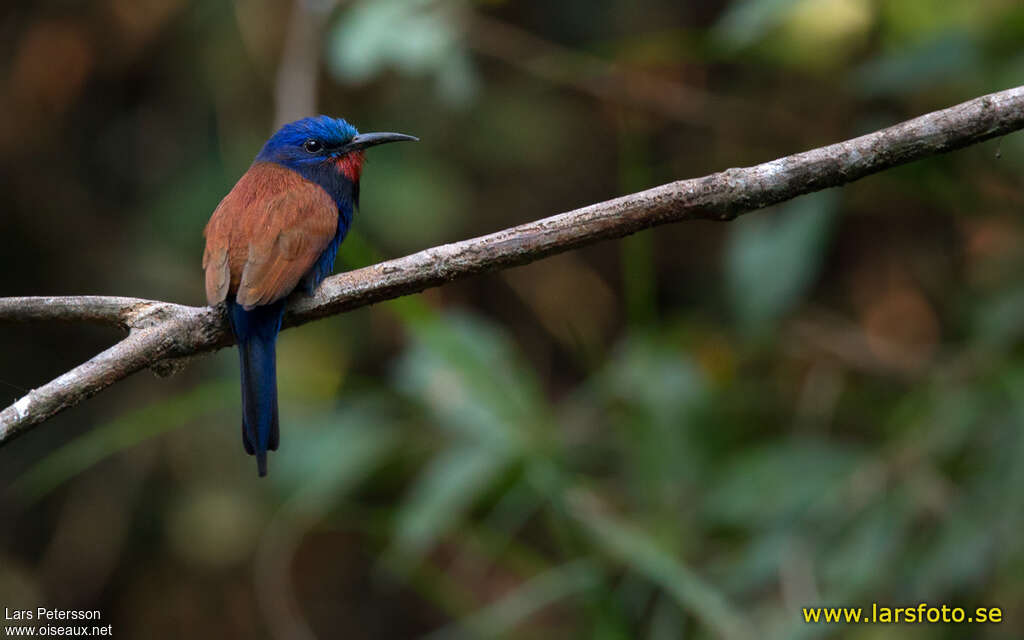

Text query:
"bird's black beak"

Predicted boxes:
[[344, 132, 419, 152]]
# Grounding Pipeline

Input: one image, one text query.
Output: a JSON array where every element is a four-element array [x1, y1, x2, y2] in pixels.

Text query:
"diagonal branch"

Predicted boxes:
[[2, 86, 1023, 447]]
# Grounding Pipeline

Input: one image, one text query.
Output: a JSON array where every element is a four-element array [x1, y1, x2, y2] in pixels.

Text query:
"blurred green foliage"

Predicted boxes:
[[726, 191, 839, 335], [2, 0, 1024, 638], [328, 0, 478, 105]]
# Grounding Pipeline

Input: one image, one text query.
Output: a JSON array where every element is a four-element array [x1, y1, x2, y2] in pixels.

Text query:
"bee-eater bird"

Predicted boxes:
[[203, 116, 416, 476]]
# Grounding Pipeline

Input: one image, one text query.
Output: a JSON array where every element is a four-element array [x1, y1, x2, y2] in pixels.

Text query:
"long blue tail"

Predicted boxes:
[[228, 299, 285, 477]]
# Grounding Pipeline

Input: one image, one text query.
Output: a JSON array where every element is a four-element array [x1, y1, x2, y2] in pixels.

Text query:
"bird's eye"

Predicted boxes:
[[303, 139, 323, 153]]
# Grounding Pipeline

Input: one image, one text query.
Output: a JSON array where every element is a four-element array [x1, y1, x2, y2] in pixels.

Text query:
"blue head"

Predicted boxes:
[[256, 116, 360, 172], [254, 115, 417, 211]]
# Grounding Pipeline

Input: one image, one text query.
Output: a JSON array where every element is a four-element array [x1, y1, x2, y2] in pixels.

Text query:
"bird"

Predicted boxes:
[[202, 116, 417, 476]]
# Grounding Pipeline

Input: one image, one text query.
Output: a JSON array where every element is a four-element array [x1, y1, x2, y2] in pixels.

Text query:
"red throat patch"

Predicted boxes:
[[334, 151, 365, 182]]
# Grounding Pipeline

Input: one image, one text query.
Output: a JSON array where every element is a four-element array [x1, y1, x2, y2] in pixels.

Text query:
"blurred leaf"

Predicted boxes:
[[713, 0, 804, 49], [702, 441, 860, 528], [574, 500, 753, 640], [603, 335, 707, 426], [396, 312, 547, 449], [907, 509, 993, 596], [850, 32, 980, 97], [327, 0, 477, 105], [713, 530, 792, 594], [773, 0, 873, 69], [390, 444, 507, 561], [427, 559, 600, 640], [717, 0, 872, 68], [273, 401, 399, 510], [12, 381, 234, 504], [819, 498, 908, 595], [478, 479, 544, 545], [595, 334, 709, 504], [725, 191, 838, 334]]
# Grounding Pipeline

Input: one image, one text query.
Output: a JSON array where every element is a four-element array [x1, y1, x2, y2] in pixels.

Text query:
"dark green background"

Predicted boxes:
[[1, 0, 1023, 638]]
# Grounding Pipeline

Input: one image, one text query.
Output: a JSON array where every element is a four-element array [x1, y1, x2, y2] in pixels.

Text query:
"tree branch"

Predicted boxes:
[[0, 296, 188, 329], [2, 86, 1023, 447]]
